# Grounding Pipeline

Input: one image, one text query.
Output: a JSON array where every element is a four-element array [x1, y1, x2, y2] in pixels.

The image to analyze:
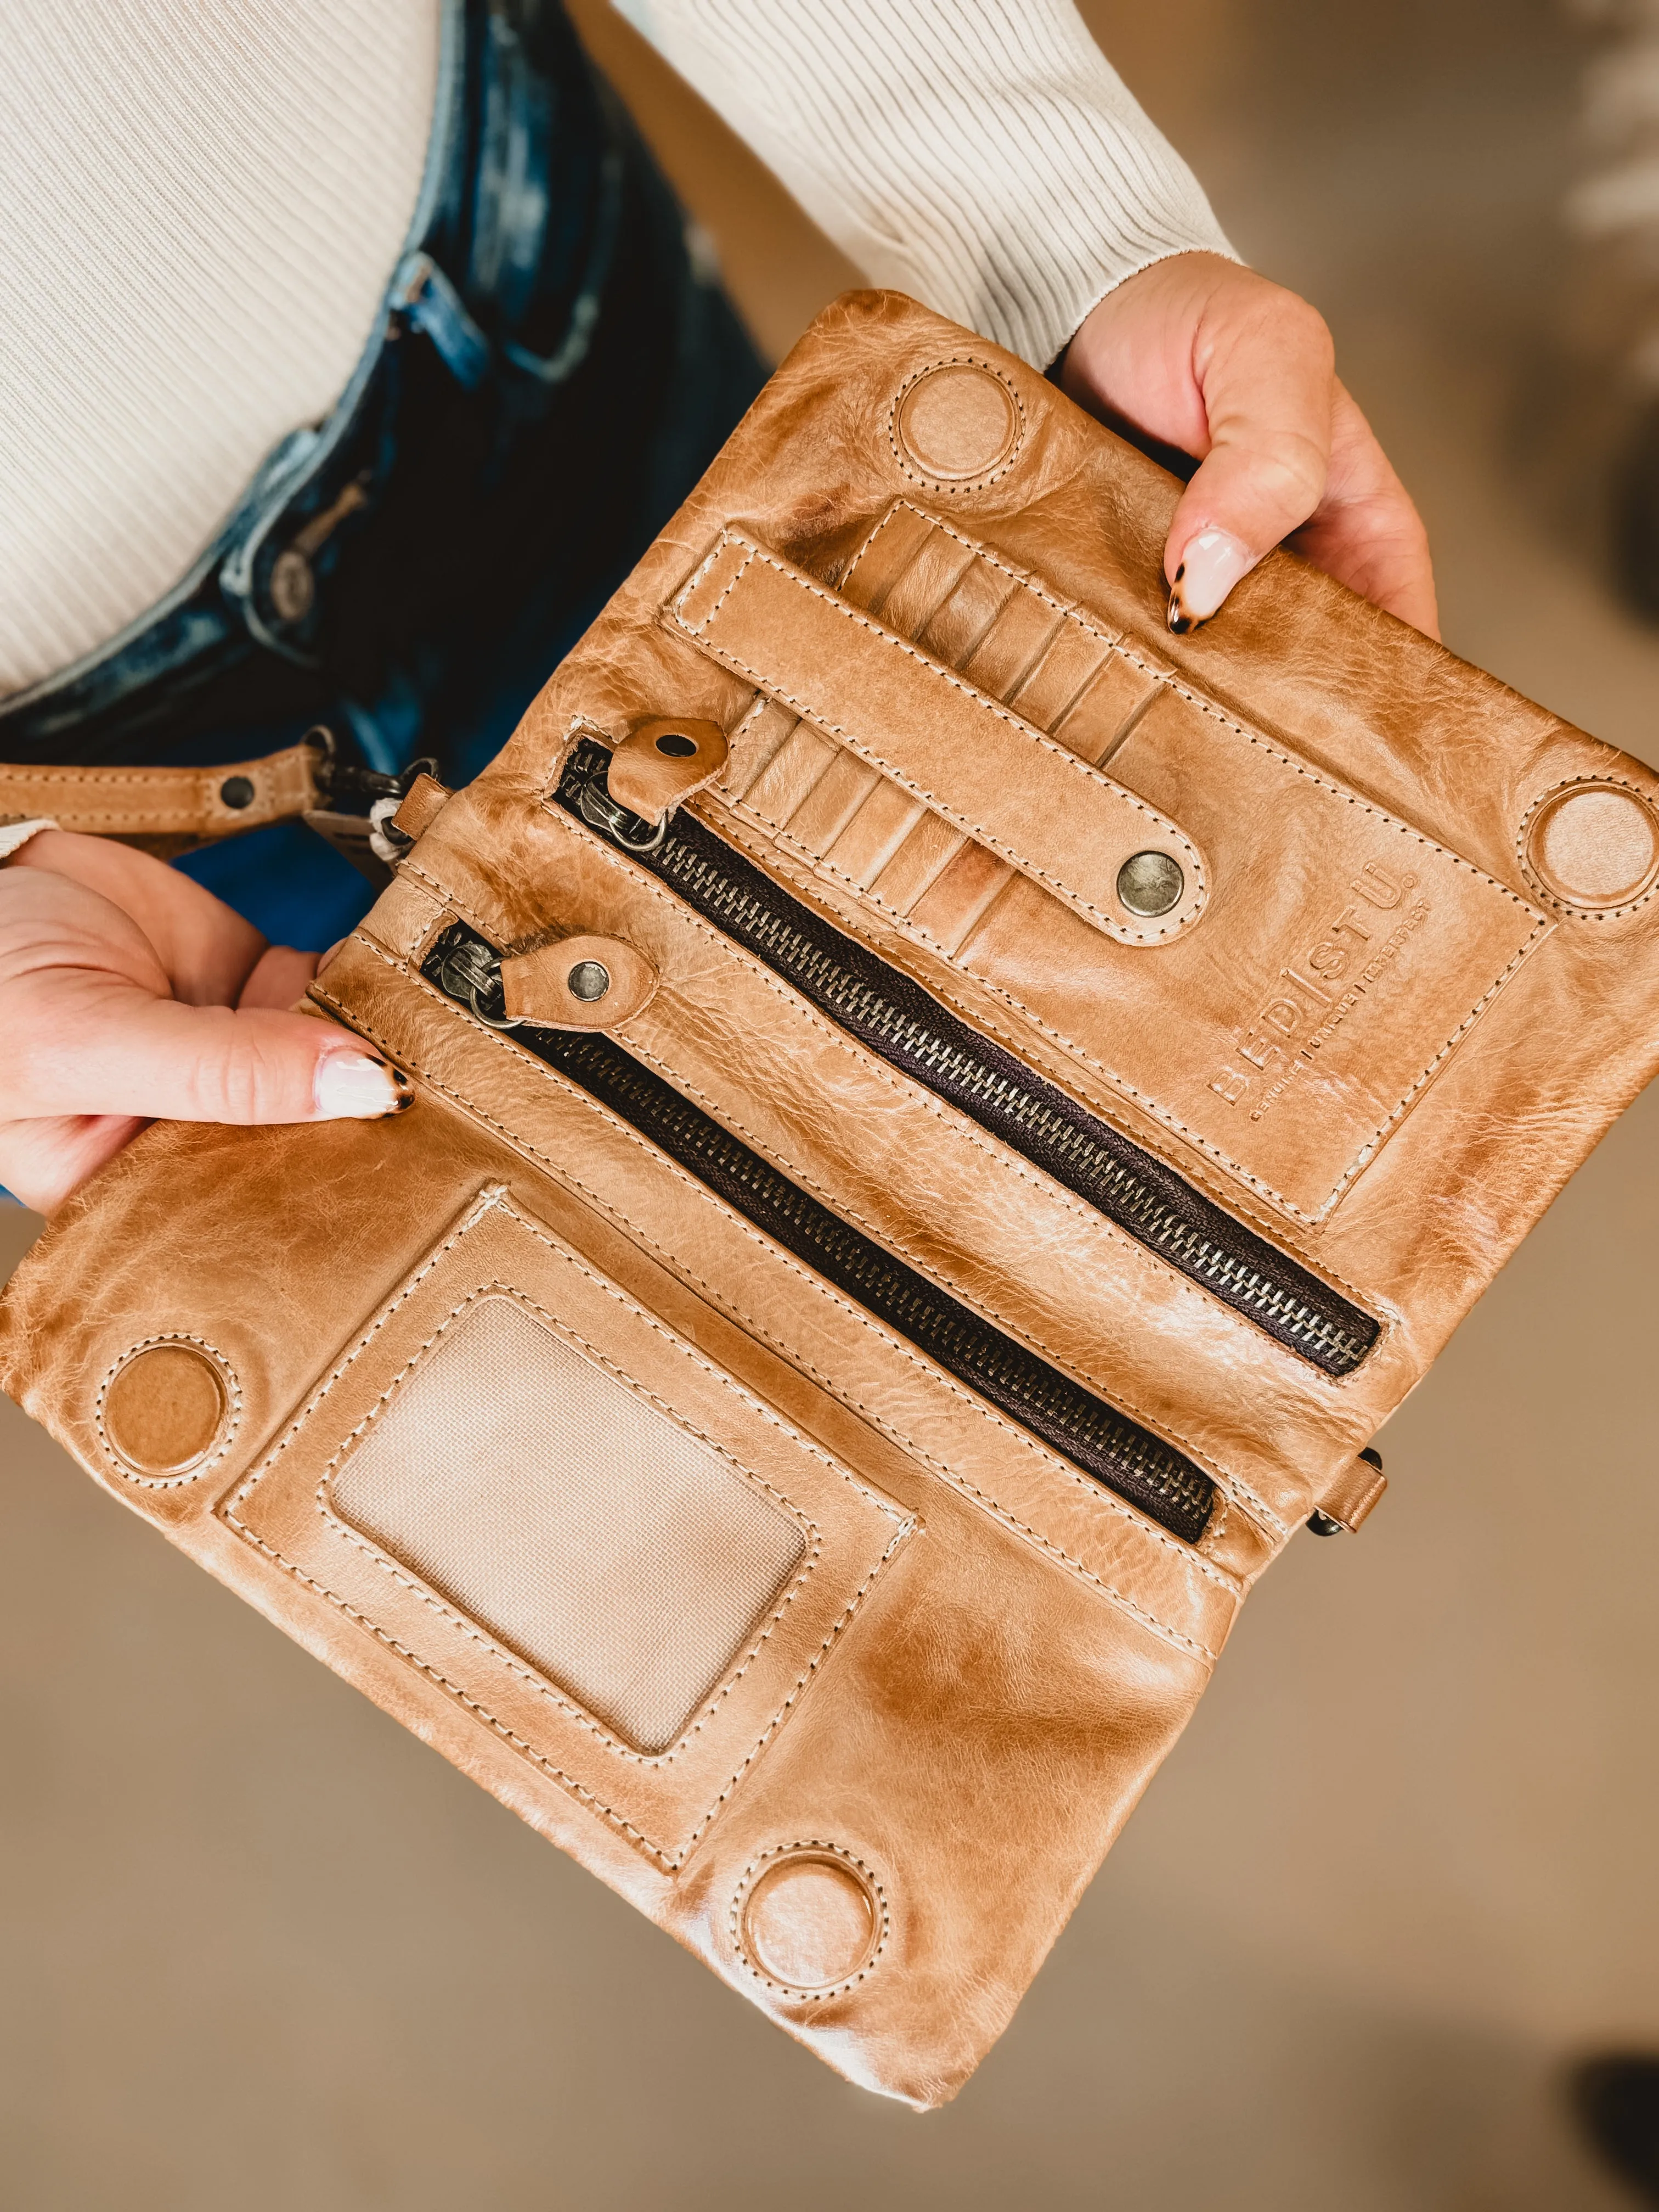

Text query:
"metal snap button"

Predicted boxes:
[[102, 1341, 230, 1477], [567, 958, 611, 1003], [1116, 849, 1185, 917], [1525, 783, 1659, 910], [892, 360, 1022, 482], [737, 1848, 882, 1993], [219, 775, 256, 810], [268, 546, 315, 624]]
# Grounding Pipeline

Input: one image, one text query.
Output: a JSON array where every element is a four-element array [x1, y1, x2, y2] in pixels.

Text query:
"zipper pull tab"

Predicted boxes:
[[430, 928, 521, 1029], [386, 770, 451, 851], [500, 934, 658, 1030], [427, 923, 658, 1033], [1307, 1446, 1386, 1536], [606, 716, 729, 827]]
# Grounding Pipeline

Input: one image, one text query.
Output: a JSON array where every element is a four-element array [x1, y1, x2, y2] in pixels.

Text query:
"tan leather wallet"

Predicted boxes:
[[6, 292, 1659, 2108]]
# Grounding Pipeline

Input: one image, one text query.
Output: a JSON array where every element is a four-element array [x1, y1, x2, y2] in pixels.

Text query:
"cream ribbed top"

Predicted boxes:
[[614, 0, 1234, 370], [0, 0, 1229, 704]]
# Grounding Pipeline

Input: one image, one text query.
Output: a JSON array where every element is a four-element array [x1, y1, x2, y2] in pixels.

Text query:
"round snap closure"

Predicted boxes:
[[268, 546, 315, 624], [740, 1850, 880, 1993], [1526, 783, 1659, 909], [653, 730, 698, 758], [893, 362, 1020, 483], [102, 1341, 229, 1477], [1116, 849, 1186, 918], [218, 774, 255, 810], [566, 958, 611, 1003]]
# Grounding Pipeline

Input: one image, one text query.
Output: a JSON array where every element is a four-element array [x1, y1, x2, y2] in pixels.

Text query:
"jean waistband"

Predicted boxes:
[[0, 0, 634, 765]]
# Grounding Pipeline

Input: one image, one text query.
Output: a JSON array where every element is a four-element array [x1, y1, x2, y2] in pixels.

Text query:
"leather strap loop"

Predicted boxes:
[[607, 716, 729, 825], [499, 933, 658, 1029], [0, 741, 324, 859]]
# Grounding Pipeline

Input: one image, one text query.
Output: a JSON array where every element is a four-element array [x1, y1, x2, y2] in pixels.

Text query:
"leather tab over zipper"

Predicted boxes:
[[606, 716, 729, 825], [1307, 1446, 1386, 1536], [664, 531, 1206, 945], [500, 934, 658, 1029], [391, 771, 453, 847]]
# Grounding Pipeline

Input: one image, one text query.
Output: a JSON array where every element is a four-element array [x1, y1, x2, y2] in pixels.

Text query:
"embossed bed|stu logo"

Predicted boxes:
[[1210, 862, 1426, 1120]]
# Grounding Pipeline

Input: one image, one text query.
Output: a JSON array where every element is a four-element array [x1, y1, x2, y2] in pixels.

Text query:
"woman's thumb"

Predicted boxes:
[[1164, 295, 1336, 633]]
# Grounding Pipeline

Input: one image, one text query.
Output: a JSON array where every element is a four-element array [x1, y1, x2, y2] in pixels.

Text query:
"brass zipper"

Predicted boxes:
[[555, 739, 1379, 1378]]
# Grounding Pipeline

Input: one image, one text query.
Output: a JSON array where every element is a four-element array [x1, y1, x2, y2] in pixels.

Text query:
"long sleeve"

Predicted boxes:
[[611, 0, 1237, 368]]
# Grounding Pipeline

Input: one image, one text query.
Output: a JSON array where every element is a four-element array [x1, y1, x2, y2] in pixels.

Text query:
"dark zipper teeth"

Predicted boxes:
[[554, 741, 1379, 1378], [423, 926, 1216, 1545]]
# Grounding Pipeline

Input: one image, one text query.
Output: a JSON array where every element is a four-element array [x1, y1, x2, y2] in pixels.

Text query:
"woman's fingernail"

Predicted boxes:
[[1167, 529, 1257, 632], [314, 1053, 413, 1119]]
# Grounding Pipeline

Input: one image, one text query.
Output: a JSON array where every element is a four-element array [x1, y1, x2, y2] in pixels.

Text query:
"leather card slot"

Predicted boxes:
[[221, 1188, 912, 1867], [822, 777, 927, 888], [1006, 617, 1111, 734], [907, 840, 1014, 956], [875, 528, 978, 640], [720, 696, 799, 804], [867, 811, 966, 916], [741, 720, 838, 832], [1053, 655, 1162, 768], [915, 552, 1015, 667], [781, 749, 882, 861]]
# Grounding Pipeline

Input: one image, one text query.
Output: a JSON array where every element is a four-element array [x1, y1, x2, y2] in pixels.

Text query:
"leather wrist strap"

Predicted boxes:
[[0, 741, 324, 859]]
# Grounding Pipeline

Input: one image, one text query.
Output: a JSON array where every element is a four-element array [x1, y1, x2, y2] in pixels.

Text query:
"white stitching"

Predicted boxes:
[[844, 499, 1104, 633], [525, 796, 1308, 1508], [310, 1282, 824, 1766], [686, 506, 1550, 1224], [223, 1186, 915, 1867], [1514, 774, 1659, 919], [312, 957, 1243, 1650], [687, 778, 1386, 1332], [614, 1025, 1252, 1576], [730, 1841, 890, 1999], [884, 353, 1027, 494], [405, 832, 1274, 1538], [93, 1332, 242, 1487], [715, 771, 1548, 1228]]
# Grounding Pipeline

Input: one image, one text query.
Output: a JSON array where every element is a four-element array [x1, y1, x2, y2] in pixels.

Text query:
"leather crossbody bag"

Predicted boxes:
[[6, 294, 1659, 2108]]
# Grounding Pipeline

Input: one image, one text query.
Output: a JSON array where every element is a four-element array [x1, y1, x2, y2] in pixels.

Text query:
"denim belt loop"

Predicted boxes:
[[0, 0, 759, 805], [0, 0, 472, 733]]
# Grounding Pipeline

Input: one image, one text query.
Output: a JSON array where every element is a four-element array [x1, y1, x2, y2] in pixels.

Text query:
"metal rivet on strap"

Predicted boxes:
[[1116, 850, 1185, 917], [268, 547, 316, 624], [219, 775, 256, 810], [567, 959, 612, 1003]]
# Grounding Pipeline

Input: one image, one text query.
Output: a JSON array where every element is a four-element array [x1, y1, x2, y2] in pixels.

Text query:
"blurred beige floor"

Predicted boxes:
[[5, 2, 1659, 2205]]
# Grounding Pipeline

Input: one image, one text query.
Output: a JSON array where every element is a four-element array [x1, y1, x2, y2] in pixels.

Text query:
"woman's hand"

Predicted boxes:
[[1062, 250, 1438, 639], [0, 831, 408, 1214]]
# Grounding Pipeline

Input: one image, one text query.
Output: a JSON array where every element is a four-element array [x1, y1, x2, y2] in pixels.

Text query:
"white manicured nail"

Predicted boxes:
[[314, 1053, 411, 1119], [1168, 529, 1257, 631]]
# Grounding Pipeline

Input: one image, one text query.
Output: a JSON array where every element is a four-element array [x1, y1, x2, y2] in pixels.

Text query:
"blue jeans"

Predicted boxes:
[[0, 0, 765, 951]]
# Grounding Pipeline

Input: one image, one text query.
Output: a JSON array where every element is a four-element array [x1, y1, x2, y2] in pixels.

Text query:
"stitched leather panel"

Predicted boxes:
[[9, 291, 1659, 2110], [221, 1187, 912, 1865], [702, 504, 1551, 1221]]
